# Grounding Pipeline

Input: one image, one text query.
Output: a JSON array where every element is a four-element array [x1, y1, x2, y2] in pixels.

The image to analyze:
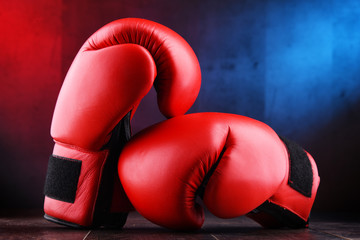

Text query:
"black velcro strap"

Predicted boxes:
[[279, 137, 313, 197], [44, 155, 82, 203]]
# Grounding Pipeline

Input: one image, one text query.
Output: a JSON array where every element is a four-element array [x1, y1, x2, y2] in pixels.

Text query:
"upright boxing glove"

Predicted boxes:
[[43, 18, 201, 228], [118, 112, 320, 230]]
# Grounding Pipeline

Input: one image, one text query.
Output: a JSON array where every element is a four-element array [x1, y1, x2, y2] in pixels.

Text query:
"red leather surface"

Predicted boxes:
[[51, 43, 156, 151], [45, 18, 201, 227], [83, 18, 201, 118], [52, 18, 202, 151], [118, 112, 289, 230], [44, 143, 108, 226]]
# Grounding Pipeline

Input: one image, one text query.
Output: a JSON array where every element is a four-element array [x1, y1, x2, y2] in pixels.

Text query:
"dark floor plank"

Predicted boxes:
[[0, 209, 89, 240], [1, 210, 359, 240], [310, 212, 360, 240], [86, 212, 343, 240]]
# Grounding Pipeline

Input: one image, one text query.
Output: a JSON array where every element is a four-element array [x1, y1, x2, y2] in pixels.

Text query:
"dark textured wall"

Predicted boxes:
[[1, 0, 359, 212], [0, 0, 62, 208]]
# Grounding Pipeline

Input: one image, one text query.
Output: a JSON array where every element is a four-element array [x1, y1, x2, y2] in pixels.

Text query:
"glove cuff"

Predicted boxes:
[[44, 142, 109, 227]]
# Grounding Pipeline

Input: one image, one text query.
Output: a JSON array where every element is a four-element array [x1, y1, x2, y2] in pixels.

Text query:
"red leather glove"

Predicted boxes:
[[118, 112, 320, 230], [43, 18, 201, 228]]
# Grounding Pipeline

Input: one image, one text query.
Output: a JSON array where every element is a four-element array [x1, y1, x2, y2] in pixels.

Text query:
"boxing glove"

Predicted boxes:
[[118, 112, 320, 230], [43, 18, 201, 228]]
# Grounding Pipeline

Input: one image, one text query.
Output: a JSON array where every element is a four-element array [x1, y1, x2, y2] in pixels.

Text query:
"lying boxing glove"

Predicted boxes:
[[43, 18, 201, 228], [118, 112, 320, 230]]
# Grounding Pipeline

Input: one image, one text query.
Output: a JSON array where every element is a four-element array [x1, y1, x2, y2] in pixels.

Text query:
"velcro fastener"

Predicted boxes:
[[279, 137, 313, 198], [44, 155, 82, 203]]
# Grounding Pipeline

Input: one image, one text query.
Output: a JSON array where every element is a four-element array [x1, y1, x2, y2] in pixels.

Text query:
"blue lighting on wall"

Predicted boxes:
[[192, 0, 360, 144]]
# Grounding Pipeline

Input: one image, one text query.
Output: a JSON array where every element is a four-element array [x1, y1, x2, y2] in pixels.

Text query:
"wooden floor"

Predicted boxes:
[[0, 210, 359, 240]]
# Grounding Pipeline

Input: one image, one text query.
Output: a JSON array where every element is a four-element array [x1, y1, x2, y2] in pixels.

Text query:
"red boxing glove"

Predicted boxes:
[[43, 18, 201, 228], [118, 112, 320, 230]]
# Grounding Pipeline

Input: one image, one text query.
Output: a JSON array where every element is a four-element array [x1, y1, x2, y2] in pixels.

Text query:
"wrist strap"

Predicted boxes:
[[44, 155, 82, 203]]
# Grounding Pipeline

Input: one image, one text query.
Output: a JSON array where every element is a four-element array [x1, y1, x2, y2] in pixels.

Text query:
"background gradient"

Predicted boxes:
[[1, 0, 359, 213]]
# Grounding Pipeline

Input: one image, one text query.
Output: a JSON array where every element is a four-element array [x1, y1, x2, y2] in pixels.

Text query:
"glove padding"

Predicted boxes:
[[43, 18, 201, 228], [118, 112, 320, 230]]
